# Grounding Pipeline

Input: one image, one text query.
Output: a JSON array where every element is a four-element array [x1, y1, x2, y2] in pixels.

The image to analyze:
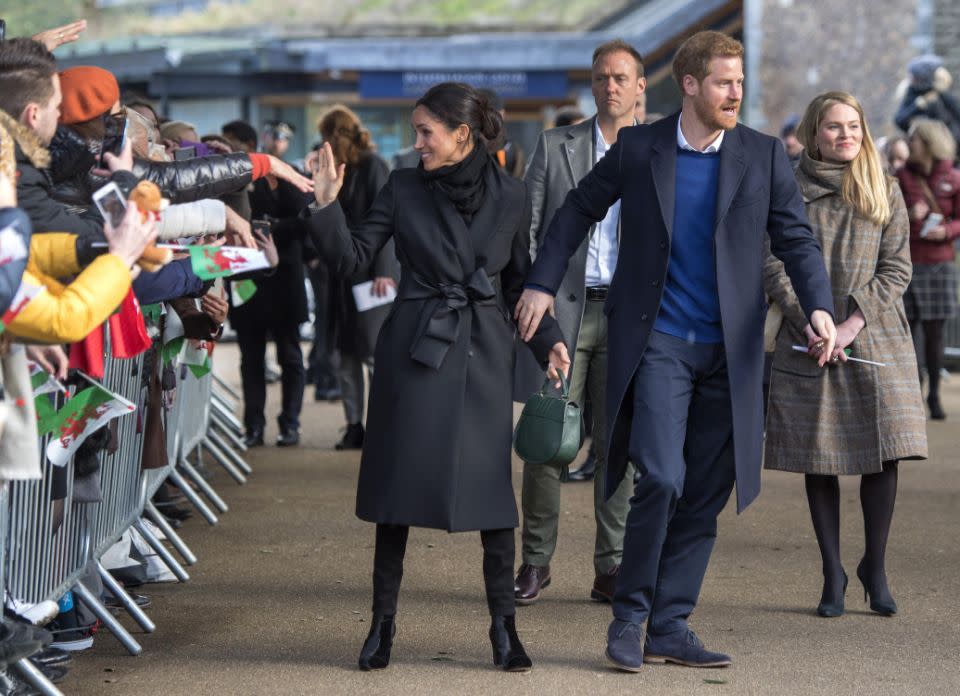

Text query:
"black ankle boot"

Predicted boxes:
[[928, 393, 946, 420], [489, 615, 532, 672], [358, 614, 395, 670], [336, 423, 365, 450]]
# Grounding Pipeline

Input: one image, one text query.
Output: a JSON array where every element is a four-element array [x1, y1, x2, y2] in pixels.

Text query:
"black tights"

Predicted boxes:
[[919, 319, 945, 399], [371, 524, 516, 617], [805, 461, 899, 603]]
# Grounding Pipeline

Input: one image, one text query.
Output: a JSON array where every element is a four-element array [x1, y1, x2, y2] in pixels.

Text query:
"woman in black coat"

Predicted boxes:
[[316, 106, 399, 450], [309, 83, 569, 673]]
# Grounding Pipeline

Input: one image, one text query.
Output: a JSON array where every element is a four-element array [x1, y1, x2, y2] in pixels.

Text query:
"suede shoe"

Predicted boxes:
[[644, 628, 731, 668], [605, 619, 645, 672], [591, 565, 619, 603], [514, 564, 551, 605]]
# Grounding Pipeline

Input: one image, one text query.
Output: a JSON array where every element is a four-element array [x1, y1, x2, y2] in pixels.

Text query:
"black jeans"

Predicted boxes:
[[372, 524, 515, 617], [236, 322, 305, 433]]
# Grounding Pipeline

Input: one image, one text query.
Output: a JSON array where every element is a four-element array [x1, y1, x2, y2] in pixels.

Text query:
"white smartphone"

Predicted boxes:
[[920, 212, 944, 238], [92, 181, 127, 228]]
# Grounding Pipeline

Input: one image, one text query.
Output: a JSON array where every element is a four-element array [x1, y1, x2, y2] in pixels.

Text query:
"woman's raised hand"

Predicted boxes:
[[313, 142, 346, 208]]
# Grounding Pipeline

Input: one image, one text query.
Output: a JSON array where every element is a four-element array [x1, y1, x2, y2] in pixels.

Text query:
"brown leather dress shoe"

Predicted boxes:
[[514, 564, 551, 605], [591, 565, 619, 603]]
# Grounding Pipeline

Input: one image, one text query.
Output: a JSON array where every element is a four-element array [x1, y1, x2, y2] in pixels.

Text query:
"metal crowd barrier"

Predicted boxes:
[[2, 324, 250, 696]]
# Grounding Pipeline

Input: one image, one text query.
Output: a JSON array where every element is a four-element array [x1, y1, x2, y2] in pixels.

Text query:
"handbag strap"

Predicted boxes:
[[539, 371, 570, 399], [916, 175, 944, 216]]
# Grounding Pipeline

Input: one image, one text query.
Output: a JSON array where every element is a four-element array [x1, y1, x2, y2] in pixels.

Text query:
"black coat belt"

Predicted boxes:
[[400, 269, 500, 370]]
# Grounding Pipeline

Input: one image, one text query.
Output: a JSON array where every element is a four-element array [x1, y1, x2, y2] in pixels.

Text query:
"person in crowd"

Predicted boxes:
[[765, 91, 928, 618], [309, 82, 569, 673], [515, 31, 836, 671], [881, 135, 910, 174], [160, 119, 200, 147], [513, 39, 644, 608], [896, 118, 960, 420], [553, 105, 585, 128], [314, 105, 399, 450], [262, 120, 294, 159], [478, 89, 526, 177], [634, 91, 647, 124], [780, 113, 803, 160], [895, 55, 960, 149], [231, 124, 312, 447]]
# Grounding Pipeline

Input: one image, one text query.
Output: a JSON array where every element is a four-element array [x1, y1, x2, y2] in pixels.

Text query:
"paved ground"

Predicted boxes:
[[65, 344, 960, 695]]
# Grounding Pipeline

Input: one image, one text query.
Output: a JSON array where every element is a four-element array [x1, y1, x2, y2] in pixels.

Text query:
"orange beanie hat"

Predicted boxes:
[[58, 66, 120, 125]]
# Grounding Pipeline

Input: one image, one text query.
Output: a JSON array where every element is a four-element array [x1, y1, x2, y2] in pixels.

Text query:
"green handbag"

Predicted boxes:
[[513, 372, 584, 476]]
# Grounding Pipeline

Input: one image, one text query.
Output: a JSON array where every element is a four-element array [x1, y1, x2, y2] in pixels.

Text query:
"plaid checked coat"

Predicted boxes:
[[764, 153, 928, 475]]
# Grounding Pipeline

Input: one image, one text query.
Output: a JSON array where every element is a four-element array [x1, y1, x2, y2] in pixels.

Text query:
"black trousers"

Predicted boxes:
[[236, 321, 305, 432], [306, 263, 338, 388], [372, 524, 515, 617]]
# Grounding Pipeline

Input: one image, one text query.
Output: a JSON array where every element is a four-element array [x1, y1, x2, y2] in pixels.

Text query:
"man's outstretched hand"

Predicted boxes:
[[514, 287, 555, 342]]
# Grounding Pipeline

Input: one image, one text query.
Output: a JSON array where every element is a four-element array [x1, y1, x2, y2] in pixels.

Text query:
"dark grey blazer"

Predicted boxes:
[[514, 116, 620, 401]]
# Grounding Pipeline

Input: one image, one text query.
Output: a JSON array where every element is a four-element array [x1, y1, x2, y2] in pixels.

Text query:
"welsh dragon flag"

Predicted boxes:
[[0, 280, 44, 334], [183, 339, 212, 378], [29, 362, 66, 397], [45, 381, 136, 467], [189, 246, 269, 281]]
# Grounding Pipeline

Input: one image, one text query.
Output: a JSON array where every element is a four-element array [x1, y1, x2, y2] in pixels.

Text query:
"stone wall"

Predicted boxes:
[[756, 0, 918, 137]]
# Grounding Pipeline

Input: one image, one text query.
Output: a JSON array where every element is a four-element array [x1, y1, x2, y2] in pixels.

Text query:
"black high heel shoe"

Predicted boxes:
[[856, 561, 897, 616], [358, 614, 396, 670], [816, 571, 848, 618], [489, 615, 533, 672]]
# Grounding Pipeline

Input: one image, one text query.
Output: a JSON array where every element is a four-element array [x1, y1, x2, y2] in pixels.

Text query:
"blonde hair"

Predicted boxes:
[[159, 120, 197, 143], [908, 117, 957, 162], [797, 91, 891, 225]]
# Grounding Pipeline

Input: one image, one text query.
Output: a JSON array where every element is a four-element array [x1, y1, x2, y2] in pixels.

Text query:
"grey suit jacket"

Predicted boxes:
[[514, 116, 613, 401]]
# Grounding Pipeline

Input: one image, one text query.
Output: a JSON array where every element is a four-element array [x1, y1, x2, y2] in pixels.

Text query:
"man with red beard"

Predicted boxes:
[[516, 31, 837, 671]]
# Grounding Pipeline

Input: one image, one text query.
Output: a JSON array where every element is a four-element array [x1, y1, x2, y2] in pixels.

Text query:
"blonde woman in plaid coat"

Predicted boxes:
[[764, 92, 928, 620]]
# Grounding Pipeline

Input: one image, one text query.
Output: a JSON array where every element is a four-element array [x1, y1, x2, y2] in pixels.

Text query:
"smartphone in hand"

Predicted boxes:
[[920, 212, 944, 238], [92, 181, 128, 228]]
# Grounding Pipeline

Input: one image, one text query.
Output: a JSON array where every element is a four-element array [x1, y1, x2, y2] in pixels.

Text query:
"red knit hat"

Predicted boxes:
[[58, 66, 120, 125]]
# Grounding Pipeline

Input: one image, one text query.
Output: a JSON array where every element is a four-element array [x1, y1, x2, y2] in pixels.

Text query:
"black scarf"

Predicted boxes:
[[419, 143, 490, 225]]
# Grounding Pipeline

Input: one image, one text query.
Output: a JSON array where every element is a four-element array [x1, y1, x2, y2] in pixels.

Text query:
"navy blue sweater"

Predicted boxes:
[[654, 149, 723, 344]]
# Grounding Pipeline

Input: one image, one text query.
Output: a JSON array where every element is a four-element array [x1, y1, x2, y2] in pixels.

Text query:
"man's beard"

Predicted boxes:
[[693, 95, 740, 132]]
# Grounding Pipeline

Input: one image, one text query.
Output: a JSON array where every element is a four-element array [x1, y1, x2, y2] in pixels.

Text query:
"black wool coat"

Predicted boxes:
[[309, 163, 563, 531], [331, 152, 400, 360]]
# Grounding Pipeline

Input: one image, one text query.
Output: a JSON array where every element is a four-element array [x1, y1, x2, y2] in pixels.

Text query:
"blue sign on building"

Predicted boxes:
[[360, 71, 569, 99]]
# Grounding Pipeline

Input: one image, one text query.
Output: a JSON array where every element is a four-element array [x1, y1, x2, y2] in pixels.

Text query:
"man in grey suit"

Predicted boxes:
[[514, 40, 645, 606]]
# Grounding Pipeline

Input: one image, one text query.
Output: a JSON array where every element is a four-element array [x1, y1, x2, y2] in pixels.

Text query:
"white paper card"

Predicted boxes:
[[352, 281, 396, 312]]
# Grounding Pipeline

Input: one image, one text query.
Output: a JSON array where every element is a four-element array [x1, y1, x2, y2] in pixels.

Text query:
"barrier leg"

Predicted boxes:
[[144, 501, 197, 565], [210, 398, 245, 436], [11, 658, 64, 696], [178, 458, 229, 513], [72, 581, 142, 656], [213, 374, 242, 402], [210, 416, 248, 453], [205, 431, 252, 476], [97, 561, 156, 633], [134, 519, 189, 583], [201, 439, 247, 485], [168, 467, 219, 525]]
